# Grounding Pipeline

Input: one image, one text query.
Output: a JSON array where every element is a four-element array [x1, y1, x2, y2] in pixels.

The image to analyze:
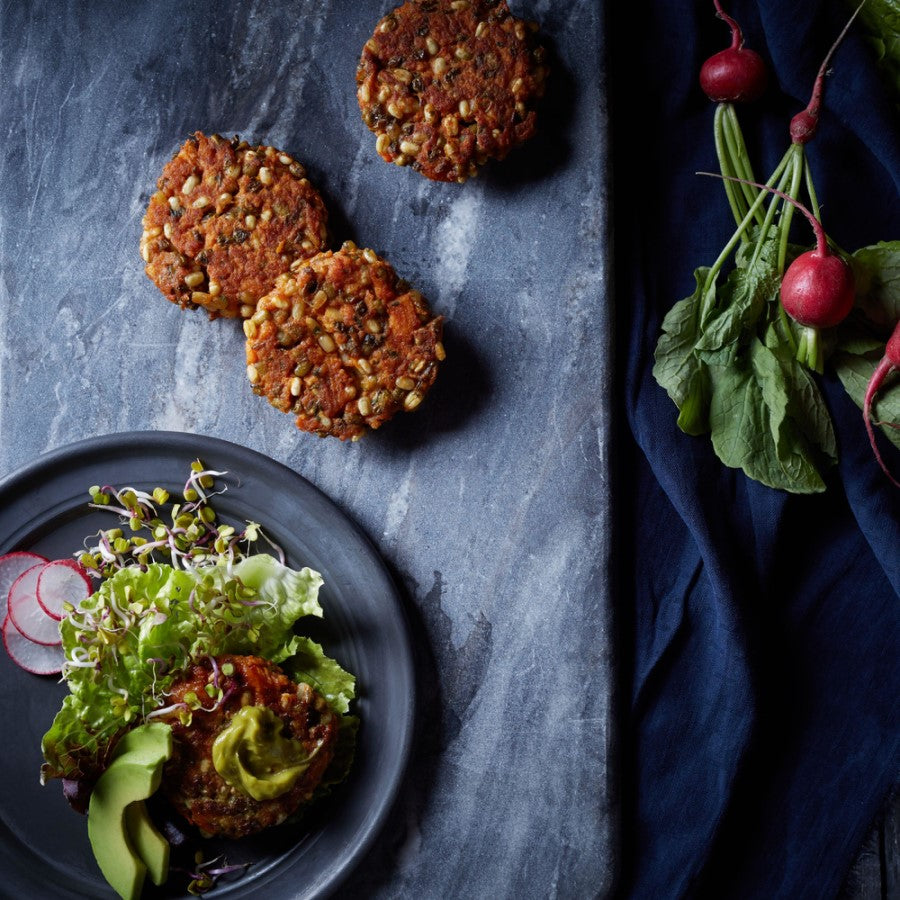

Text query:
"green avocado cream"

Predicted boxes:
[[212, 706, 312, 801]]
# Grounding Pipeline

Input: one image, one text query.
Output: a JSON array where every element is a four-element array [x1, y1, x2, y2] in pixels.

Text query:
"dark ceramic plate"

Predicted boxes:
[[0, 431, 414, 899]]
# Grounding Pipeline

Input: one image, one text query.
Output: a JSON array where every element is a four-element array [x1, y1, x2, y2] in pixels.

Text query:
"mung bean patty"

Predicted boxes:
[[140, 132, 328, 319], [356, 0, 548, 183], [245, 241, 445, 441], [157, 654, 339, 839]]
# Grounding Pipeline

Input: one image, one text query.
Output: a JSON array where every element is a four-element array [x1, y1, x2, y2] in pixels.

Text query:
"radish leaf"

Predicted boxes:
[[654, 238, 836, 491], [853, 0, 900, 109], [653, 267, 711, 431], [708, 338, 835, 493], [834, 241, 900, 448]]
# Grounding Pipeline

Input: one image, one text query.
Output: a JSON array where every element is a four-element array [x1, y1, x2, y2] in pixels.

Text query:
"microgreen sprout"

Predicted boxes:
[[179, 852, 250, 895], [79, 461, 282, 577]]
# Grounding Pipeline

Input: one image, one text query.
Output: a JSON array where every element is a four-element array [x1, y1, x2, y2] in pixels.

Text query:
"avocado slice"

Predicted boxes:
[[88, 759, 163, 900], [112, 722, 173, 767], [125, 800, 170, 887], [88, 725, 173, 900], [107, 723, 173, 889]]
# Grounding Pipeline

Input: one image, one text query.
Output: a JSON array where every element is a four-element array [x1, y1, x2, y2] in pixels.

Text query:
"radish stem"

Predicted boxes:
[[797, 326, 823, 374], [749, 154, 798, 269], [713, 104, 766, 231], [700, 146, 794, 317], [803, 152, 822, 221], [722, 105, 762, 223], [777, 147, 805, 273], [714, 104, 748, 229]]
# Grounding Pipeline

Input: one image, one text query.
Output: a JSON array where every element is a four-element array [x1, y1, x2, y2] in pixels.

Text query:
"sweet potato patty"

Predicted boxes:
[[140, 132, 328, 319], [245, 241, 445, 441], [156, 654, 338, 839], [356, 0, 548, 182]]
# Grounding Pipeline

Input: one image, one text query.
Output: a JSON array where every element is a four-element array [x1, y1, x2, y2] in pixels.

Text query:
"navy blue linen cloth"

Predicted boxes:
[[610, 0, 900, 896]]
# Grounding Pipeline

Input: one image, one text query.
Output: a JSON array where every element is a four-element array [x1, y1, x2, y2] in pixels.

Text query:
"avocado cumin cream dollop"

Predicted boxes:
[[212, 705, 319, 801]]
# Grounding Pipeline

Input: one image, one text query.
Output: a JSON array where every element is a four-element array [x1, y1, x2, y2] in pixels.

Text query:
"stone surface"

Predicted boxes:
[[0, 1, 615, 897]]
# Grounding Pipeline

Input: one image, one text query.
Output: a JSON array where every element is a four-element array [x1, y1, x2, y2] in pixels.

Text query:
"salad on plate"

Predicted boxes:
[[2, 461, 357, 899]]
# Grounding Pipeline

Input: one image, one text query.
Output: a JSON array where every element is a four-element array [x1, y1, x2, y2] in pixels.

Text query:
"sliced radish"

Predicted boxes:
[[8, 565, 61, 646], [0, 551, 49, 620], [37, 559, 92, 621], [2, 613, 63, 675]]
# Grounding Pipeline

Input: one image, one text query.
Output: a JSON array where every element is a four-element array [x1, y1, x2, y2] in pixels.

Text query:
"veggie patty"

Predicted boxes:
[[157, 654, 339, 839], [245, 241, 445, 440], [141, 132, 328, 319], [356, 0, 549, 182]]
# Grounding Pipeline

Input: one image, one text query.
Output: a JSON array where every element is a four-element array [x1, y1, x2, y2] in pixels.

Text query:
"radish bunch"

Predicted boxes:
[[699, 1, 899, 487], [0, 552, 92, 675], [654, 1, 899, 492], [701, 1, 866, 357]]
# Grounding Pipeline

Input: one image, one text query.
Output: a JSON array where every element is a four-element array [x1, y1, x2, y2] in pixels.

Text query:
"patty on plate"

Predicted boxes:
[[356, 0, 548, 182], [156, 654, 339, 839], [140, 132, 329, 319], [245, 241, 445, 441]]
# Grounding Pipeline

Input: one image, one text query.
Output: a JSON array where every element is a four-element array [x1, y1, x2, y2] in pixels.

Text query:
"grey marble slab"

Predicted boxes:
[[0, 1, 615, 897]]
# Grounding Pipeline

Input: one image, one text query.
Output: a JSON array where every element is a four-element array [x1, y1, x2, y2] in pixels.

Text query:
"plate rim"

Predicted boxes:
[[0, 428, 416, 899]]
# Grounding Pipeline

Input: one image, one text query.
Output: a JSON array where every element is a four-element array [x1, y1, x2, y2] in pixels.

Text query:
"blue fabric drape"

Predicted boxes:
[[610, 1, 900, 896]]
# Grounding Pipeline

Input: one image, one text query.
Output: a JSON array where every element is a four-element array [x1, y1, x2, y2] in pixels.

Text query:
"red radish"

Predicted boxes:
[[2, 613, 63, 675], [8, 565, 62, 646], [864, 320, 900, 488], [699, 0, 767, 103], [700, 172, 854, 328], [780, 251, 854, 329], [37, 559, 92, 621], [790, 1, 866, 144], [0, 551, 49, 619]]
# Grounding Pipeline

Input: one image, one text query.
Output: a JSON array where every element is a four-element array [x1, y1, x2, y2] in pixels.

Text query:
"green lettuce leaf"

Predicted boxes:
[[315, 715, 359, 797], [282, 637, 356, 715]]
